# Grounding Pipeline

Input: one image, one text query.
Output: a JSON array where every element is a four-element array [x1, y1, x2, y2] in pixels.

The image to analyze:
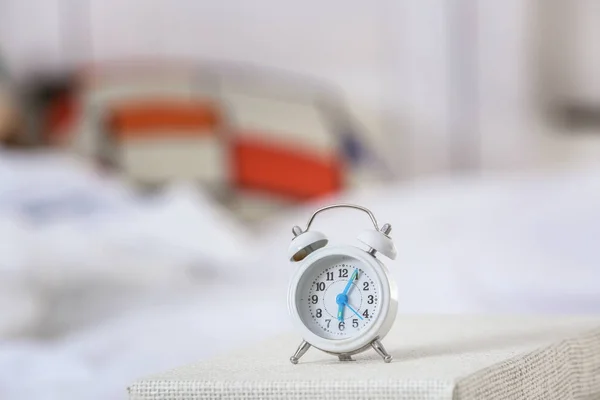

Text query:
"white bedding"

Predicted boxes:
[[0, 149, 599, 399]]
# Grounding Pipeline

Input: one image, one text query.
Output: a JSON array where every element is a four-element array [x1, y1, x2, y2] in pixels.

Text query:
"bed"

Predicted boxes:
[[0, 149, 599, 399]]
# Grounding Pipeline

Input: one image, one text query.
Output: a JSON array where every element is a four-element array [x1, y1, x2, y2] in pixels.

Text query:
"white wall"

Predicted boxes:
[[2, 0, 598, 177], [475, 0, 544, 171], [1, 0, 398, 168], [0, 0, 64, 76], [534, 0, 600, 167], [85, 0, 396, 170], [381, 0, 454, 177]]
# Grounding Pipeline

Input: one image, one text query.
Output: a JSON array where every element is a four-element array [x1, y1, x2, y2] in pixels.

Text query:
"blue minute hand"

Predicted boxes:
[[342, 269, 358, 295], [336, 269, 359, 321]]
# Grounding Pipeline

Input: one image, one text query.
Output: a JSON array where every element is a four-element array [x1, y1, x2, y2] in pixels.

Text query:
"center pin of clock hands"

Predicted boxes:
[[336, 269, 363, 321]]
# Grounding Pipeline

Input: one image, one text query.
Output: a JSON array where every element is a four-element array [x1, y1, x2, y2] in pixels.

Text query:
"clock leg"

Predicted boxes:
[[371, 338, 393, 363], [290, 340, 311, 364], [338, 354, 354, 361]]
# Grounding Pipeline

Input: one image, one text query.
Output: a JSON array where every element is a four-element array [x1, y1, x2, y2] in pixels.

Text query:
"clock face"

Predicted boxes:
[[295, 254, 381, 340]]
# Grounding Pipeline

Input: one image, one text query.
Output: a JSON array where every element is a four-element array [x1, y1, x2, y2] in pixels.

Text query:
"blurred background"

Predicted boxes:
[[0, 0, 599, 399]]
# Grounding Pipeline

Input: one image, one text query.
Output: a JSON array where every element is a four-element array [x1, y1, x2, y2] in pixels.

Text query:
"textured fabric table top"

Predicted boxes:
[[128, 315, 600, 400]]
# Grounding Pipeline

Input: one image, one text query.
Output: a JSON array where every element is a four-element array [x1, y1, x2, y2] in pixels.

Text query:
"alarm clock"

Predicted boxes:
[[287, 204, 398, 363]]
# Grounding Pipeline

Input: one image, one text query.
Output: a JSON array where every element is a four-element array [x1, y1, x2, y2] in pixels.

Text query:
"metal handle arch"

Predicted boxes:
[[303, 203, 379, 232]]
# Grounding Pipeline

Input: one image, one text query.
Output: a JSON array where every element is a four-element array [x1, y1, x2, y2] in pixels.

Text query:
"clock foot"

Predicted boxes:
[[290, 340, 311, 364], [338, 354, 354, 361], [371, 338, 392, 363]]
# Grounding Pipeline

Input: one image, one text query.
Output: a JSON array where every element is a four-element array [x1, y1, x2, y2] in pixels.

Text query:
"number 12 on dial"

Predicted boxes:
[[306, 265, 377, 339]]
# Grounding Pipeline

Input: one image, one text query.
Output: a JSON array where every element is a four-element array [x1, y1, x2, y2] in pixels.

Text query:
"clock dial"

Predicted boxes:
[[296, 256, 380, 340]]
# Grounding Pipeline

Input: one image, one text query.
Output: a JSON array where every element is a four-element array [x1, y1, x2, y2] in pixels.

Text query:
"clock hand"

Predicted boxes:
[[345, 303, 364, 320], [341, 269, 359, 295], [336, 269, 359, 321]]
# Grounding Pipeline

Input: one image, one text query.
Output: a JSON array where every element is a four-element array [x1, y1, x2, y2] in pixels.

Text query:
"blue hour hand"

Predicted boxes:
[[337, 304, 344, 321], [336, 293, 348, 321]]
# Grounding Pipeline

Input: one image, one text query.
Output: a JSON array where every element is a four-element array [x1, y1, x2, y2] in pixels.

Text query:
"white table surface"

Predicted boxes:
[[128, 315, 600, 400]]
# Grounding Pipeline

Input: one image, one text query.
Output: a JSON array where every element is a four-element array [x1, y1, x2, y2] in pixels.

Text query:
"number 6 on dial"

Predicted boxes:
[[287, 204, 398, 364]]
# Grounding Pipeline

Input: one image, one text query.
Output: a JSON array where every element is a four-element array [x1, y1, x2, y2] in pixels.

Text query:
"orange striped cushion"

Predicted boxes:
[[109, 100, 222, 139], [231, 135, 344, 200]]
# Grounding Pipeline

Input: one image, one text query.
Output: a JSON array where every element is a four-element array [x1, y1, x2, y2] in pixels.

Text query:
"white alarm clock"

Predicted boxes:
[[287, 204, 398, 363]]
